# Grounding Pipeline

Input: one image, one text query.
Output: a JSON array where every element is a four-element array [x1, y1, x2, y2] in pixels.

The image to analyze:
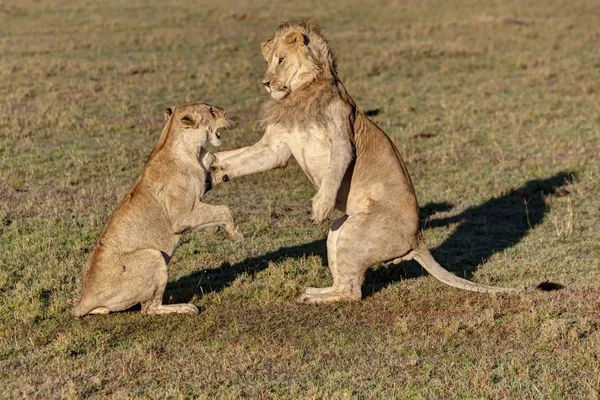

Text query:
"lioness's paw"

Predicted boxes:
[[311, 192, 335, 224], [178, 304, 200, 315], [145, 303, 199, 315], [296, 293, 316, 304], [226, 224, 244, 242], [201, 151, 217, 169]]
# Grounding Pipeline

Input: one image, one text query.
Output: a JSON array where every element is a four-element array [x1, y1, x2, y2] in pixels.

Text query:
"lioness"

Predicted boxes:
[[72, 103, 243, 317], [210, 22, 520, 303]]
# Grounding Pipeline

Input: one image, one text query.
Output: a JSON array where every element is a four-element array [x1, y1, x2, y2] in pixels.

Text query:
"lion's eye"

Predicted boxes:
[[278, 57, 284, 64], [265, 60, 269, 64]]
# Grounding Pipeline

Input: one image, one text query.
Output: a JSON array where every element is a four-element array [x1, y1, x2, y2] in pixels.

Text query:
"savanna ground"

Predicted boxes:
[[1, 0, 599, 398]]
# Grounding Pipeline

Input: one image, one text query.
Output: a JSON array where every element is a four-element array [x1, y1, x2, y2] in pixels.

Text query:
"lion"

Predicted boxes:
[[209, 22, 520, 303], [72, 102, 243, 317]]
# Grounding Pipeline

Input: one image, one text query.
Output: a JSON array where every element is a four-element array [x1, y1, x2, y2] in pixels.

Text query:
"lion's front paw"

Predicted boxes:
[[209, 164, 230, 186], [311, 192, 335, 225]]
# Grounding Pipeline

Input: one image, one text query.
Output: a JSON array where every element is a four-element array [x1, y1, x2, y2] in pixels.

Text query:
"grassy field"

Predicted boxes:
[[1, 0, 599, 398]]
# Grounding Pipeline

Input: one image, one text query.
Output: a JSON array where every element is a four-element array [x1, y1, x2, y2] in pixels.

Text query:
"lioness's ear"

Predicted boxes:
[[260, 39, 273, 57], [283, 30, 307, 47], [164, 107, 174, 120], [180, 115, 195, 128]]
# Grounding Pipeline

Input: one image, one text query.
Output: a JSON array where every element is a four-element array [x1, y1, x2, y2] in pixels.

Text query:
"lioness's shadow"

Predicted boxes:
[[165, 239, 328, 304], [363, 172, 574, 295], [166, 172, 573, 302]]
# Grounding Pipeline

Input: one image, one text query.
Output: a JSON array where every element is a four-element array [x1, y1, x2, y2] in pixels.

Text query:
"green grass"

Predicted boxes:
[[1, 0, 599, 398]]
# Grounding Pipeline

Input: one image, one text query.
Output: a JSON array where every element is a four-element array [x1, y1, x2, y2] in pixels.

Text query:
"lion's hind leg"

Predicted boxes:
[[297, 213, 412, 304], [301, 216, 346, 297], [297, 215, 367, 304], [303, 287, 336, 295]]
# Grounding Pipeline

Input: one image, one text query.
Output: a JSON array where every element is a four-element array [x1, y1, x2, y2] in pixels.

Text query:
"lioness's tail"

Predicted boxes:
[[411, 247, 520, 293], [71, 296, 96, 318]]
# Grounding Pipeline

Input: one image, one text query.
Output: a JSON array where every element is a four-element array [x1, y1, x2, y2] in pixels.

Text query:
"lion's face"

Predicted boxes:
[[260, 30, 320, 100], [164, 103, 231, 147]]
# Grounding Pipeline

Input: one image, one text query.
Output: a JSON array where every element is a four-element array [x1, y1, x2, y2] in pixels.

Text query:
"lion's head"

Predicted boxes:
[[260, 22, 337, 101]]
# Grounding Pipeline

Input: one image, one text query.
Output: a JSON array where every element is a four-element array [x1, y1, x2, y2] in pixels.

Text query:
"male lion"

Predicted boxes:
[[210, 22, 518, 303], [72, 103, 243, 317]]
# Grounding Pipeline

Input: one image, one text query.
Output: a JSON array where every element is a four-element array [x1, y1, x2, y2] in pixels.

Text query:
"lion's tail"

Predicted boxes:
[[411, 246, 521, 294]]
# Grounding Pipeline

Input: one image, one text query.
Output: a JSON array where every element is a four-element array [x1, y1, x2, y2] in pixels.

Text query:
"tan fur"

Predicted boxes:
[[72, 103, 243, 317], [211, 23, 519, 303]]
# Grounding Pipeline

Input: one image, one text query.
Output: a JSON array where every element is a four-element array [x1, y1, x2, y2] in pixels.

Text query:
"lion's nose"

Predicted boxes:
[[262, 80, 270, 88]]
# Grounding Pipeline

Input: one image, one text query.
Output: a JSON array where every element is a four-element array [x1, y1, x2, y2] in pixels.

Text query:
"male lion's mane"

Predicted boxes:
[[260, 22, 342, 129]]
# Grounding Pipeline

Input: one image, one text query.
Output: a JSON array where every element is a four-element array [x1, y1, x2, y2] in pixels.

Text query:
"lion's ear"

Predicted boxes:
[[260, 39, 273, 57], [164, 107, 173, 121], [283, 30, 307, 47]]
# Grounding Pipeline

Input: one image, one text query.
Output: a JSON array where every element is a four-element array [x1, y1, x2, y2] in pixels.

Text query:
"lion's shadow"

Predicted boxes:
[[166, 172, 573, 302], [363, 172, 572, 295]]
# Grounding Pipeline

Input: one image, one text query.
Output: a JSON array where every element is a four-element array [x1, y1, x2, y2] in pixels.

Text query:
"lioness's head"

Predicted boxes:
[[164, 102, 230, 147], [260, 22, 337, 101]]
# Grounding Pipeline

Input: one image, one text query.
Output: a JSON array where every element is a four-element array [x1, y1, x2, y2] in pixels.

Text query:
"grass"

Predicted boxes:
[[1, 0, 599, 398]]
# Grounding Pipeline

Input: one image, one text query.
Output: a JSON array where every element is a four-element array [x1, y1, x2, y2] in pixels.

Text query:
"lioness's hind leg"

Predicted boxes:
[[145, 303, 199, 315], [132, 251, 198, 316], [87, 307, 110, 315], [106, 249, 198, 316], [75, 249, 169, 315]]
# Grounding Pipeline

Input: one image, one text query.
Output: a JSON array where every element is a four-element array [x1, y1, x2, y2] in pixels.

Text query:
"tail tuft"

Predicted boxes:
[[536, 281, 564, 291]]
